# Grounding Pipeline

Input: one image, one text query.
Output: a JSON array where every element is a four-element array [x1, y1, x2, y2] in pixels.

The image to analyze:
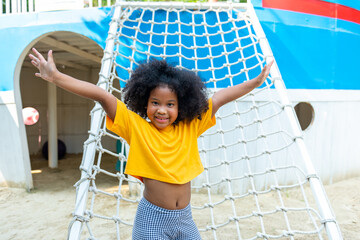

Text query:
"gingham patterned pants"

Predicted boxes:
[[132, 197, 202, 240]]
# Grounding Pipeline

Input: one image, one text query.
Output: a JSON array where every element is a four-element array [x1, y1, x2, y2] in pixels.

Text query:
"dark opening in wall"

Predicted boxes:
[[294, 102, 314, 131]]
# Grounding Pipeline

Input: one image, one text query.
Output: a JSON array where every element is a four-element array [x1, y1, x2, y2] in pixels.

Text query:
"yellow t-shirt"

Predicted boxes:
[[106, 98, 216, 184]]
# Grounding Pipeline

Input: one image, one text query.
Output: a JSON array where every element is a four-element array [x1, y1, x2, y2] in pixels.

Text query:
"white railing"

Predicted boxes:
[[1, 0, 116, 15]]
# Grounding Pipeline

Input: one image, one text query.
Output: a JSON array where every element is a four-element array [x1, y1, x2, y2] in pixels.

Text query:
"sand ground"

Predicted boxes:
[[0, 154, 359, 239]]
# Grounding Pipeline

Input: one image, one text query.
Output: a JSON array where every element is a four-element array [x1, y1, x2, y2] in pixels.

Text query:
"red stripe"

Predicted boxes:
[[263, 0, 360, 24]]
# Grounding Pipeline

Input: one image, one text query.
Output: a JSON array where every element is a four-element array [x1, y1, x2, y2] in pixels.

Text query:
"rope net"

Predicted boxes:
[[69, 2, 341, 239]]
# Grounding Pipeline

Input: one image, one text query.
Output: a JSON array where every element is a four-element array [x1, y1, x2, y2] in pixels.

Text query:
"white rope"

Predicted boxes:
[[68, 2, 342, 239]]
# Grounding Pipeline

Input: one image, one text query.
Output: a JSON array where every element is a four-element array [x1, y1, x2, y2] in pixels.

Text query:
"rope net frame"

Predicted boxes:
[[68, 2, 342, 239]]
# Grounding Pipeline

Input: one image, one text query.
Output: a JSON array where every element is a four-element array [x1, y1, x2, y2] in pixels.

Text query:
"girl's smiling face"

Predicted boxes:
[[147, 85, 179, 130]]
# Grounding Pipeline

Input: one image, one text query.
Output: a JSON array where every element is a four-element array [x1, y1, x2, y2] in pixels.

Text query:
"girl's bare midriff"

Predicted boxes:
[[143, 178, 191, 210]]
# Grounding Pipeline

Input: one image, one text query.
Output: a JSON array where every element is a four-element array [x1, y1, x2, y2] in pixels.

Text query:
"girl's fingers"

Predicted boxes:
[[32, 47, 41, 56], [32, 48, 46, 62], [29, 54, 39, 63], [47, 50, 54, 64], [264, 60, 274, 76], [29, 52, 42, 69], [30, 57, 40, 67]]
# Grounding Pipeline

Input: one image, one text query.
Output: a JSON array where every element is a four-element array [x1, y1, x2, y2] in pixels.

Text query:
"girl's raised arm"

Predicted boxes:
[[29, 48, 117, 121], [211, 61, 273, 118]]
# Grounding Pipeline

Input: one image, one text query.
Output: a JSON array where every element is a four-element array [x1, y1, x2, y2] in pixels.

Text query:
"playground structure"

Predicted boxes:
[[0, 0, 359, 238], [67, 2, 344, 238], [1, 0, 359, 189]]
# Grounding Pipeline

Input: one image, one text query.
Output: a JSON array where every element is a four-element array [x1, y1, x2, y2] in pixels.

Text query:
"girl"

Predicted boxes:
[[29, 48, 273, 239]]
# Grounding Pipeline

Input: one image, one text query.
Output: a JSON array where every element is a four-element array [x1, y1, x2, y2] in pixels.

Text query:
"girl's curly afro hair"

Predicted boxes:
[[123, 59, 209, 123]]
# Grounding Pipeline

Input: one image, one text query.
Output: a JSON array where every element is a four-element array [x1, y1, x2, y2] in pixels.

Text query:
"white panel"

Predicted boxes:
[[59, 134, 88, 153], [303, 101, 360, 184], [0, 91, 31, 188], [35, 0, 83, 12], [58, 105, 90, 134]]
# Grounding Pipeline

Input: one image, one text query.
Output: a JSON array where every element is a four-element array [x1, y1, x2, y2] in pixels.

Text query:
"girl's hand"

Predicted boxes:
[[29, 48, 59, 82], [29, 47, 117, 120], [212, 60, 274, 117], [253, 60, 274, 88]]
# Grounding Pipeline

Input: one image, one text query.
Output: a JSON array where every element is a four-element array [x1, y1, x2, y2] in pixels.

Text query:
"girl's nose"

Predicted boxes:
[[157, 107, 166, 114]]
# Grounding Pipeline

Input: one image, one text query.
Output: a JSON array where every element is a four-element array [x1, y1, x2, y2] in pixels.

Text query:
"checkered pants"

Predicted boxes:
[[132, 198, 202, 240]]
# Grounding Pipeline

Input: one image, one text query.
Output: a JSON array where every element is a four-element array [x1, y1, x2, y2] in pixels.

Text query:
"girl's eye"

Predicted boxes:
[[167, 103, 174, 107], [152, 101, 159, 105]]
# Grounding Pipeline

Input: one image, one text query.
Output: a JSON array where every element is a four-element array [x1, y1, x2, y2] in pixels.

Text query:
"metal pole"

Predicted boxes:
[[48, 82, 58, 168]]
